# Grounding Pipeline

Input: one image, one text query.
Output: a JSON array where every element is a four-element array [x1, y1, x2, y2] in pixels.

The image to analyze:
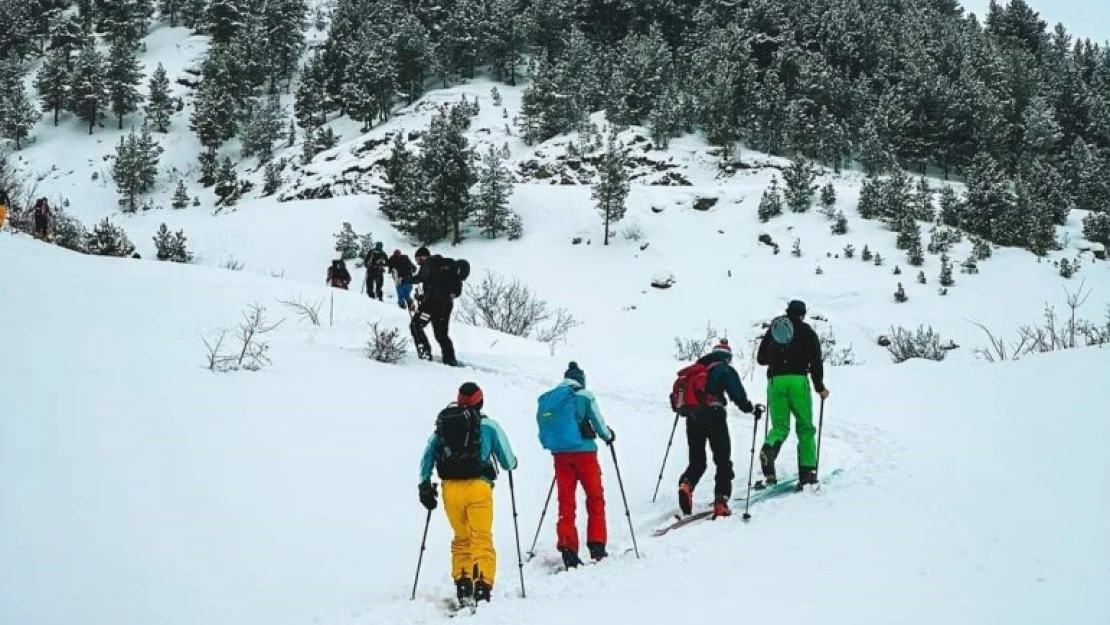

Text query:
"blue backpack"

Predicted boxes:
[[536, 385, 581, 452]]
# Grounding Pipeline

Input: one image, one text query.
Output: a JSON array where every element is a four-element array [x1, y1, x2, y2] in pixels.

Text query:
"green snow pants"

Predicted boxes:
[[764, 375, 817, 470]]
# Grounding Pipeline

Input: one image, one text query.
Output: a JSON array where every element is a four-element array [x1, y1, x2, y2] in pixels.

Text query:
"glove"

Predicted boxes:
[[738, 398, 754, 414], [419, 481, 438, 510], [605, 427, 616, 445]]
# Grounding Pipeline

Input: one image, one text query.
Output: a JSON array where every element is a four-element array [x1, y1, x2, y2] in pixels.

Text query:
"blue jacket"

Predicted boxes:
[[548, 379, 612, 454], [419, 415, 517, 485], [699, 352, 750, 408]]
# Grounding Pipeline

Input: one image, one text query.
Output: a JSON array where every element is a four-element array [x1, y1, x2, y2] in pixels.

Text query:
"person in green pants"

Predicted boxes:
[[755, 300, 829, 488]]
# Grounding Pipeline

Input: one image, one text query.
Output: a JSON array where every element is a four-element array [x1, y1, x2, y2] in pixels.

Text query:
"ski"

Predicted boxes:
[[650, 509, 725, 537], [442, 596, 477, 618]]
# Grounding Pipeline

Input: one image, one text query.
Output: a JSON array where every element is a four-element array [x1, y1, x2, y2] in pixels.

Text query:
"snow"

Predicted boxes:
[[3, 17, 1110, 625]]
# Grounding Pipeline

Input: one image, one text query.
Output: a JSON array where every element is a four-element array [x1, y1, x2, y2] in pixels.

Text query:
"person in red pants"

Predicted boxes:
[[536, 362, 615, 569]]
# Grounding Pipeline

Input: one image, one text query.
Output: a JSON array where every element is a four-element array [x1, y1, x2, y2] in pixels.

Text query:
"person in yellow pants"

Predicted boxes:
[[419, 382, 517, 605]]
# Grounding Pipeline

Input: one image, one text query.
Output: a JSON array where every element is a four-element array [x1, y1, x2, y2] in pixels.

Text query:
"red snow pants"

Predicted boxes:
[[554, 451, 606, 553]]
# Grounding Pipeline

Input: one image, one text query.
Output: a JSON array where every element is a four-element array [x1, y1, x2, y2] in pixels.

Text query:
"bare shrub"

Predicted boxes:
[[202, 304, 285, 372], [621, 223, 644, 241], [674, 321, 721, 360], [886, 325, 947, 363], [458, 270, 580, 345], [817, 324, 860, 366], [365, 321, 408, 364], [221, 256, 245, 271], [278, 295, 323, 325]]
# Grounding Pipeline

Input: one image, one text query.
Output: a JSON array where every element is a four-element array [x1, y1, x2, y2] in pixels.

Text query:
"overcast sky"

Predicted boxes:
[[960, 0, 1110, 44]]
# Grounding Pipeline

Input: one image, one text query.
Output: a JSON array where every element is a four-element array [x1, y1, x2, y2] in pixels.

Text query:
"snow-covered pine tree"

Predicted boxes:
[[843, 244, 854, 259], [938, 184, 964, 228], [963, 152, 1013, 242], [48, 14, 85, 61], [831, 210, 848, 235], [593, 132, 630, 245], [107, 36, 143, 129], [294, 52, 327, 130], [261, 0, 307, 91], [262, 159, 282, 196], [906, 225, 925, 266], [198, 147, 218, 186], [484, 0, 527, 85], [88, 217, 136, 257], [757, 177, 784, 222], [861, 245, 873, 261], [35, 49, 70, 126], [159, 0, 181, 26], [894, 282, 907, 303], [153, 223, 193, 262], [0, 80, 38, 149], [856, 178, 881, 220], [783, 155, 817, 213], [240, 94, 284, 162], [435, 0, 480, 86], [181, 0, 208, 30], [857, 118, 895, 177], [391, 13, 431, 105], [171, 179, 189, 208], [475, 146, 514, 239], [911, 176, 934, 221], [343, 27, 395, 131], [1067, 138, 1110, 215], [518, 53, 566, 145], [214, 156, 238, 205], [819, 182, 837, 219], [69, 43, 107, 134], [207, 0, 244, 45], [1082, 212, 1110, 245], [649, 79, 686, 150], [333, 222, 359, 260], [939, 252, 954, 286], [112, 125, 164, 213], [102, 0, 151, 49], [610, 24, 671, 126], [145, 62, 172, 132], [917, 270, 926, 284], [421, 105, 476, 244]]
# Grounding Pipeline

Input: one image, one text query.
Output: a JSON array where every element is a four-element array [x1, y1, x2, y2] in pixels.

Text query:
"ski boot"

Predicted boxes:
[[712, 495, 731, 518], [755, 442, 781, 490], [473, 578, 492, 603], [560, 547, 582, 569], [678, 479, 694, 515], [455, 575, 473, 603], [795, 468, 819, 492], [587, 542, 607, 561]]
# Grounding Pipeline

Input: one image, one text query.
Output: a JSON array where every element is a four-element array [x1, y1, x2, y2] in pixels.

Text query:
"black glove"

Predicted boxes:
[[419, 481, 438, 510], [605, 426, 615, 445], [738, 398, 754, 414]]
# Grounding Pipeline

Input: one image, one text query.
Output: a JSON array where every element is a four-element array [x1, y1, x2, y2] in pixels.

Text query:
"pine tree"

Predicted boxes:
[[153, 223, 192, 262], [858, 118, 895, 177], [757, 178, 783, 222], [963, 153, 1013, 242], [35, 49, 70, 126], [830, 211, 848, 235], [48, 15, 85, 62], [294, 53, 328, 130], [207, 0, 243, 45], [69, 43, 107, 134], [856, 178, 881, 220], [0, 81, 38, 149], [171, 179, 189, 208], [907, 227, 925, 266], [843, 244, 855, 259], [861, 245, 873, 262], [938, 184, 964, 228], [112, 126, 163, 213], [333, 222, 359, 259], [240, 94, 284, 162], [782, 155, 817, 213], [610, 24, 672, 126], [649, 80, 685, 150], [484, 0, 527, 85], [198, 146, 218, 186], [939, 252, 954, 287], [475, 147, 514, 239], [1082, 212, 1110, 245], [343, 28, 395, 130], [160, 0, 182, 26], [261, 0, 307, 91], [106, 37, 143, 129], [379, 132, 418, 222], [145, 63, 172, 132], [214, 156, 238, 205], [88, 218, 136, 257], [819, 182, 837, 218], [593, 132, 630, 245], [917, 270, 926, 284], [262, 159, 282, 196], [421, 105, 476, 244], [894, 282, 907, 303], [518, 53, 568, 145], [181, 0, 207, 30]]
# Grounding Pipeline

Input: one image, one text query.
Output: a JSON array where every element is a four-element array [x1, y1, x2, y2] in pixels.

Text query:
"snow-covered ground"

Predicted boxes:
[[3, 17, 1110, 625]]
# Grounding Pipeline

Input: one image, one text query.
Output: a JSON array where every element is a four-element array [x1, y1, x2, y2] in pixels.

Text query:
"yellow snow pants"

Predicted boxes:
[[442, 479, 497, 586]]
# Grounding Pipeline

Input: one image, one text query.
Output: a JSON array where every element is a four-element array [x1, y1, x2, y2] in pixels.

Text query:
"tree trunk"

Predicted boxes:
[[604, 205, 610, 245], [54, 107, 59, 126], [88, 118, 94, 135], [118, 114, 124, 130]]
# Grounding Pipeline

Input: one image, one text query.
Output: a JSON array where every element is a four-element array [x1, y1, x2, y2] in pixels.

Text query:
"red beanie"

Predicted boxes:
[[457, 382, 484, 408]]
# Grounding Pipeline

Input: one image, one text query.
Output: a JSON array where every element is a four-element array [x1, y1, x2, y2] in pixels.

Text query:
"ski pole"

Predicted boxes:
[[816, 396, 826, 472], [507, 470, 526, 598], [742, 405, 765, 522], [410, 508, 433, 600], [608, 443, 640, 559], [526, 476, 555, 561], [651, 413, 680, 503]]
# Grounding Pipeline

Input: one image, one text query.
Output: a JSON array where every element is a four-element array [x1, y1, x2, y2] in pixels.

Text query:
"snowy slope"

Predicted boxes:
[[2, 234, 1109, 625]]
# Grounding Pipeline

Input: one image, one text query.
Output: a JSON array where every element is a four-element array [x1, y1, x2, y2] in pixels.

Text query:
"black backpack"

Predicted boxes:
[[434, 403, 486, 480], [433, 257, 471, 296]]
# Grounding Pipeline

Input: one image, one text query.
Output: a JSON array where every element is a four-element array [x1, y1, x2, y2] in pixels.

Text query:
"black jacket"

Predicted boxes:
[[404, 255, 458, 301], [365, 249, 389, 274], [756, 316, 825, 393], [387, 253, 416, 280]]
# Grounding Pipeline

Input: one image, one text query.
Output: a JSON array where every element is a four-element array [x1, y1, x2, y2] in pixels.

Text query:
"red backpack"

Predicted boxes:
[[669, 361, 722, 415]]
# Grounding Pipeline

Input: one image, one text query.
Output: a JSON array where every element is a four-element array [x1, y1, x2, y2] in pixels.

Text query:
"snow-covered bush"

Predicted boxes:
[[458, 271, 580, 346], [651, 270, 676, 288], [886, 325, 947, 363], [152, 223, 192, 263], [88, 218, 135, 257], [365, 321, 408, 364], [673, 321, 722, 361]]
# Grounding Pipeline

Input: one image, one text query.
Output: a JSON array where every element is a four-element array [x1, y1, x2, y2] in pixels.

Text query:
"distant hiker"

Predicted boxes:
[[32, 198, 51, 240], [536, 361, 614, 569], [674, 339, 753, 518], [402, 246, 470, 366], [364, 241, 389, 301], [326, 257, 351, 289], [0, 188, 9, 231], [387, 248, 417, 310], [756, 300, 828, 490], [419, 382, 518, 605]]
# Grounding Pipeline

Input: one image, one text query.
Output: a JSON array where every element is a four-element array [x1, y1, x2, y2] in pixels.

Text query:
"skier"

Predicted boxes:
[[387, 248, 417, 311], [326, 257, 351, 289], [401, 246, 469, 366], [32, 198, 51, 240], [535, 361, 615, 569], [364, 241, 389, 301], [676, 339, 754, 518], [419, 382, 518, 605], [756, 300, 828, 490]]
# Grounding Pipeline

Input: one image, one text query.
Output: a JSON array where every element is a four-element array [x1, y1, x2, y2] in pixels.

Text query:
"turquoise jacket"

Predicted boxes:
[[550, 379, 612, 454], [419, 415, 518, 485]]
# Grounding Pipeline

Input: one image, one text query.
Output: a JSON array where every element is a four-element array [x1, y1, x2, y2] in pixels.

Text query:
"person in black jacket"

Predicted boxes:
[[364, 242, 389, 301], [387, 248, 417, 311], [755, 300, 829, 489], [677, 339, 754, 519], [402, 246, 459, 365], [326, 257, 351, 289]]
